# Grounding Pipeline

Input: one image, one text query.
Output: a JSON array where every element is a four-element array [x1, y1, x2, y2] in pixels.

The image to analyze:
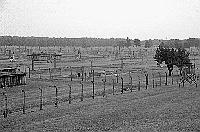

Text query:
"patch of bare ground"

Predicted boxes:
[[1, 83, 200, 132]]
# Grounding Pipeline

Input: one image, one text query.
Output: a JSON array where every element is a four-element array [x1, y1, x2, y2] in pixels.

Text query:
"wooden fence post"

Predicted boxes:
[[22, 89, 25, 114], [39, 88, 43, 110], [121, 77, 123, 94], [92, 70, 95, 99], [68, 84, 72, 104], [3, 92, 8, 118], [116, 71, 119, 83], [90, 60, 93, 74], [104, 70, 106, 82], [49, 68, 51, 79], [82, 66, 84, 81], [172, 72, 173, 85], [153, 73, 155, 88], [81, 82, 84, 101], [176, 70, 179, 84], [84, 72, 87, 81], [39, 68, 41, 79], [112, 78, 115, 95], [54, 55, 56, 68], [145, 73, 148, 89], [138, 81, 140, 91], [103, 79, 106, 97], [31, 57, 34, 71], [28, 67, 30, 78], [55, 86, 58, 107], [129, 70, 131, 84], [165, 72, 167, 85], [60, 68, 62, 76], [70, 66, 73, 81], [130, 76, 133, 92], [138, 75, 140, 91], [25, 66, 27, 74], [159, 72, 161, 86]]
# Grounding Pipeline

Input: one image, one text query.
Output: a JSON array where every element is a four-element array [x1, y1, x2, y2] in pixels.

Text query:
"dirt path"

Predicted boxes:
[[1, 83, 200, 132]]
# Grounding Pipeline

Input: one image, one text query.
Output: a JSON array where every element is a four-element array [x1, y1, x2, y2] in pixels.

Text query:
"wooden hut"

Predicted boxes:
[[0, 68, 26, 88]]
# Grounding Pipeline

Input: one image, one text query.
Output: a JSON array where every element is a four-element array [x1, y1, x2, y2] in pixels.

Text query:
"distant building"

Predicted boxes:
[[0, 67, 26, 88]]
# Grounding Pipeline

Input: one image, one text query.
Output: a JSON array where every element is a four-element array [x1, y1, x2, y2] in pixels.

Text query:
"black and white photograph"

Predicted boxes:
[[0, 0, 200, 131]]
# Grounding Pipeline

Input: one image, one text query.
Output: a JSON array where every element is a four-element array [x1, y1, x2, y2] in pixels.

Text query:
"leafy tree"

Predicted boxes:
[[186, 38, 200, 48], [81, 38, 88, 48], [144, 40, 153, 48], [174, 48, 190, 74], [116, 41, 125, 52], [154, 46, 190, 76], [133, 39, 141, 47]]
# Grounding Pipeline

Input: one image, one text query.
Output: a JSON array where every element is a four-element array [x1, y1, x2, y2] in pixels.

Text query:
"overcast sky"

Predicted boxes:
[[0, 0, 200, 40]]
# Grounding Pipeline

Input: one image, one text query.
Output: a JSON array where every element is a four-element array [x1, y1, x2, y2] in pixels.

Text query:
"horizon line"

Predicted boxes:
[[0, 35, 199, 41]]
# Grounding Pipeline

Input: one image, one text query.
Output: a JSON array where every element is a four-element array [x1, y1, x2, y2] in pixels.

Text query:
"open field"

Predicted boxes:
[[1, 81, 200, 131], [0, 46, 200, 131]]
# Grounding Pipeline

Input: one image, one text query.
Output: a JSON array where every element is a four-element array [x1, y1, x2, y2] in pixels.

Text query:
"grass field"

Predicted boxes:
[[0, 46, 200, 132]]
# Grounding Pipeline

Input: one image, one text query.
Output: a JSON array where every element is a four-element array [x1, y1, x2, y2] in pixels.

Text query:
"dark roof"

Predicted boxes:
[[27, 53, 61, 57]]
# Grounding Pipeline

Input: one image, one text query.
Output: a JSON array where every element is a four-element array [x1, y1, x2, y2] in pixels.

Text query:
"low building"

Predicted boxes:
[[0, 67, 26, 88]]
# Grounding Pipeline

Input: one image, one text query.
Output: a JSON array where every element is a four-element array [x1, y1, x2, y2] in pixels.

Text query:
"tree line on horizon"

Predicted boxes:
[[0, 36, 199, 48]]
